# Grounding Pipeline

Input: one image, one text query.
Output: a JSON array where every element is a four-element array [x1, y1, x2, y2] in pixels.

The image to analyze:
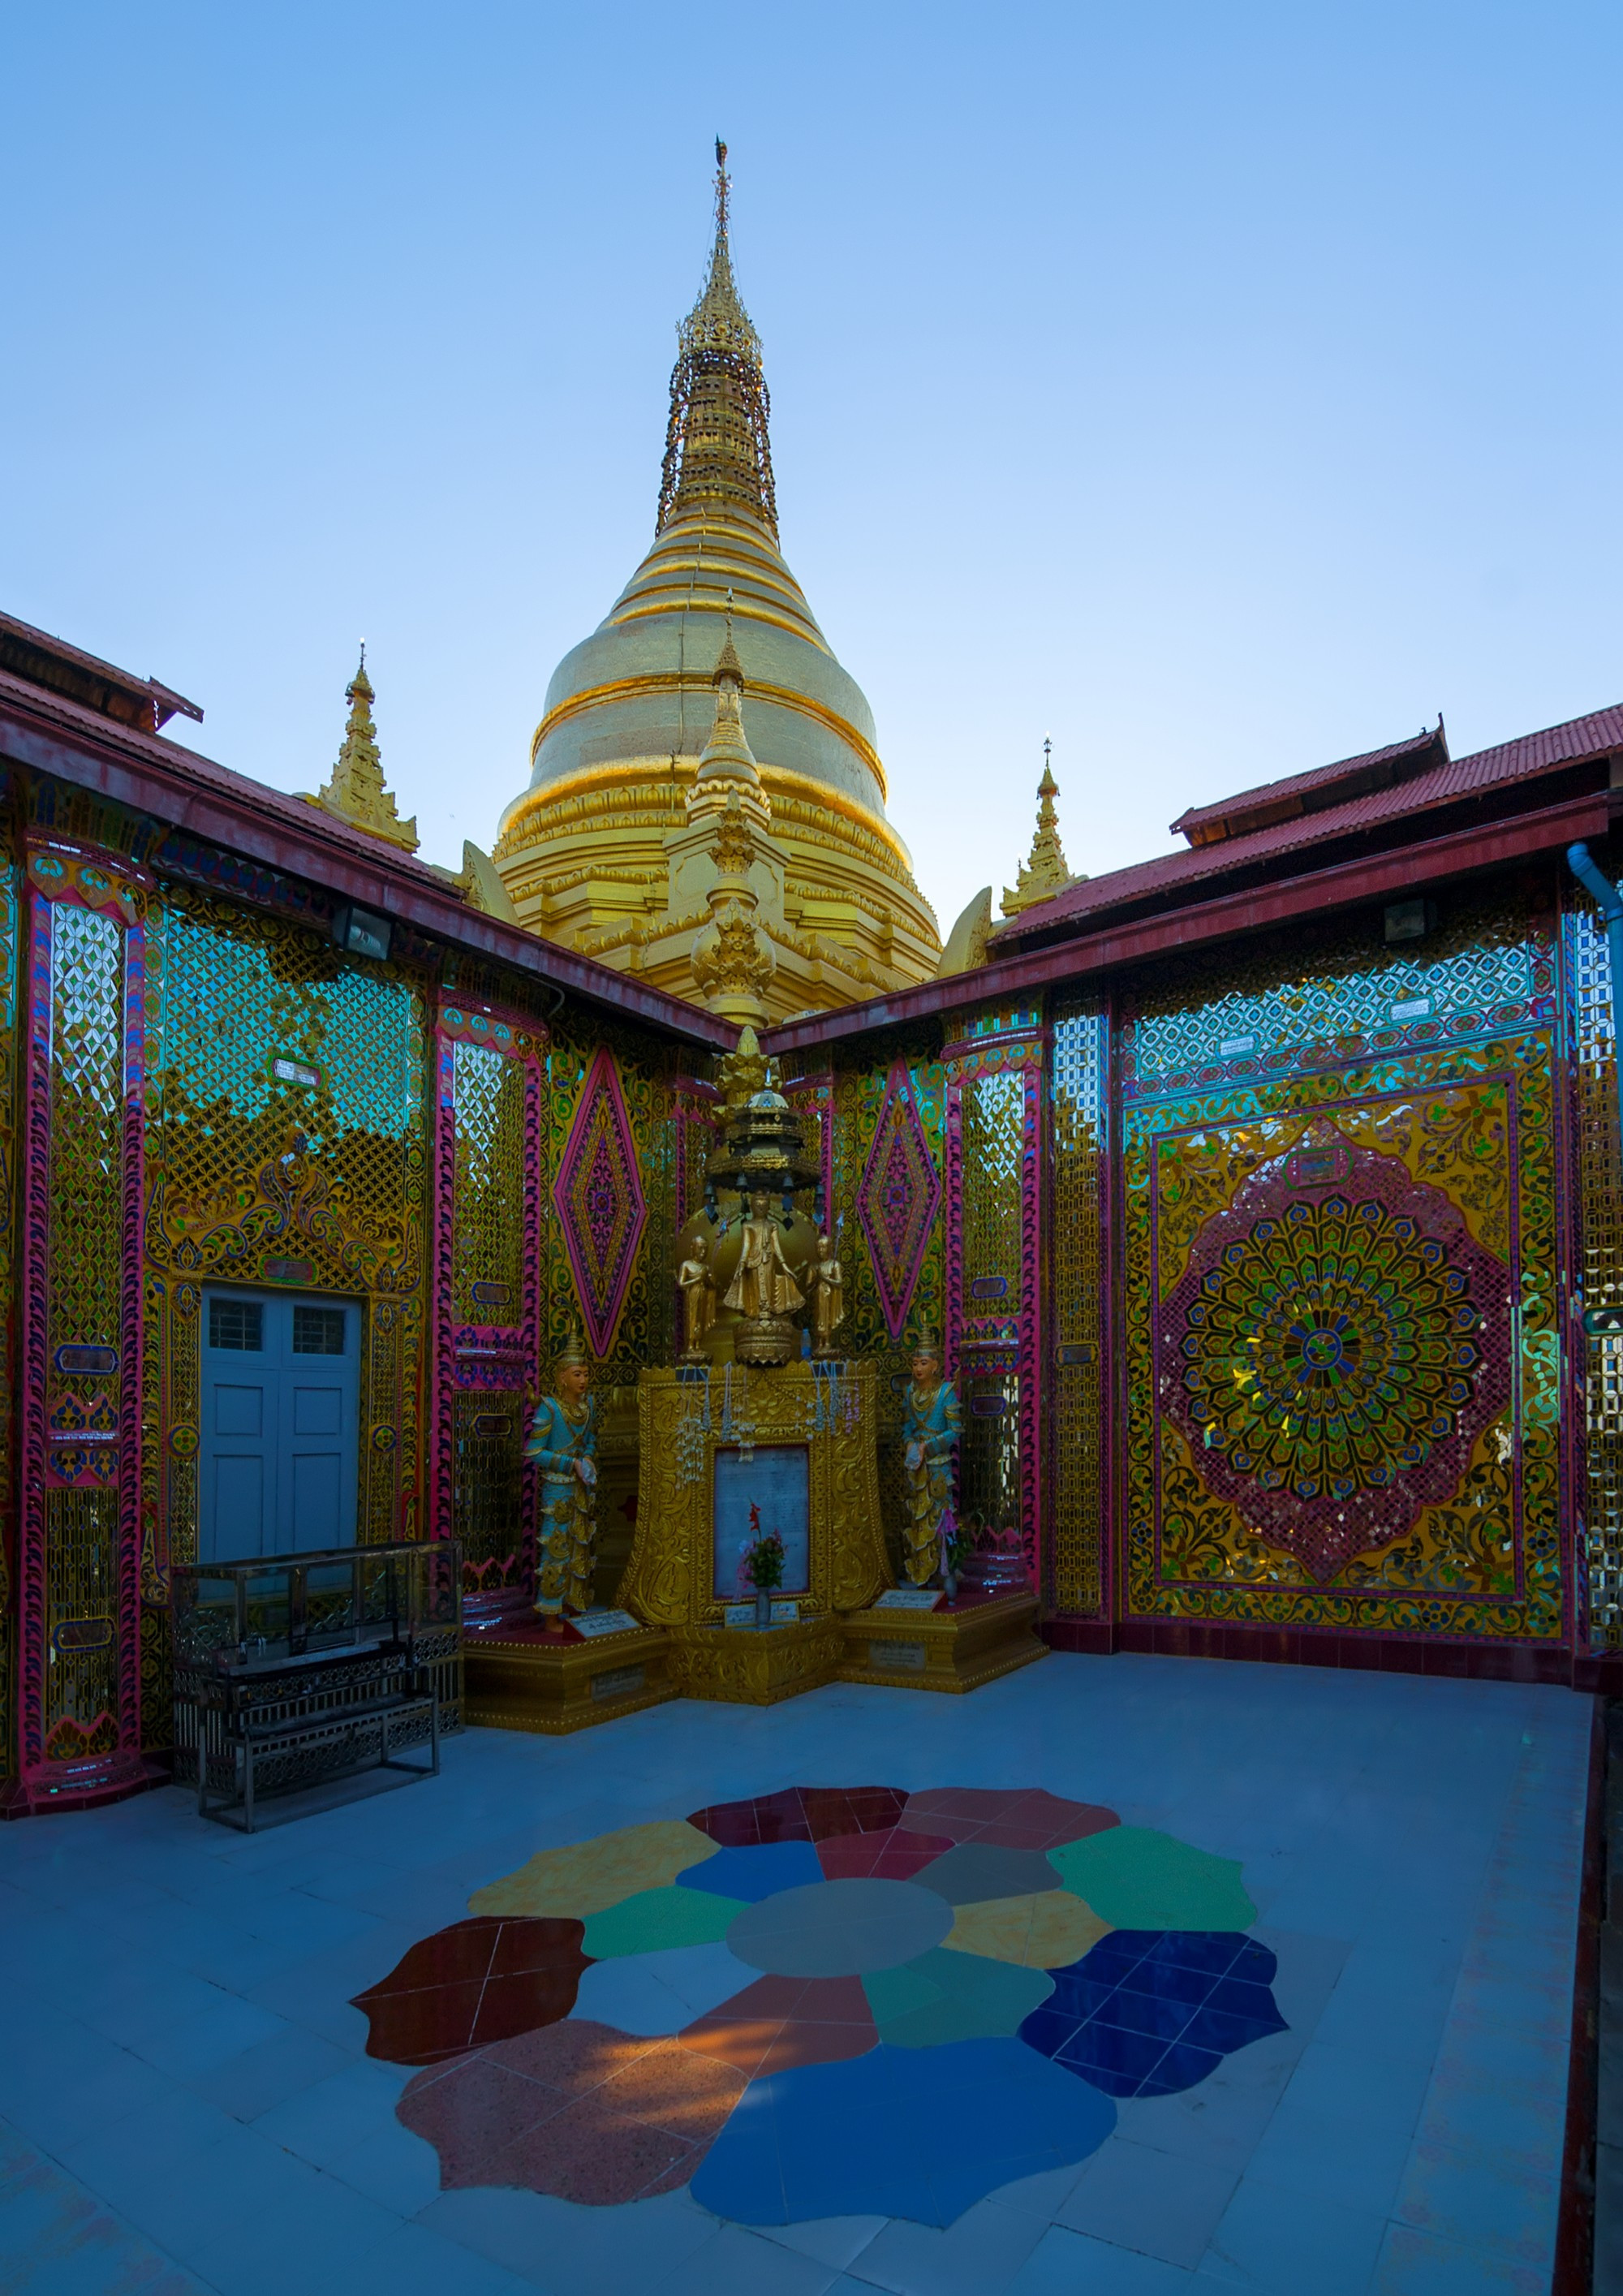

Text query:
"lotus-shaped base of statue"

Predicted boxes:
[[733, 1312, 799, 1368]]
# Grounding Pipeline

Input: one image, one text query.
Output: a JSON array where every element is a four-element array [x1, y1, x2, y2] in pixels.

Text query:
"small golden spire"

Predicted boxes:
[[306, 648, 420, 854], [1001, 737, 1081, 917], [691, 612, 763, 797]]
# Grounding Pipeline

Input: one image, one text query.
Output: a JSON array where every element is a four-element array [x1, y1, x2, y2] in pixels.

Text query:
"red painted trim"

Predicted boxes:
[[0, 692, 732, 1049], [1040, 1616, 1582, 1683], [1552, 1699, 1604, 2296], [763, 790, 1611, 1055]]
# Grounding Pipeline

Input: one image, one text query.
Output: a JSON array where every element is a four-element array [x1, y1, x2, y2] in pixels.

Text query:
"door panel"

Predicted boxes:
[[290, 1450, 344, 1546], [210, 1454, 265, 1550], [291, 1385, 342, 1437], [200, 1290, 361, 1561], [213, 1385, 265, 1438]]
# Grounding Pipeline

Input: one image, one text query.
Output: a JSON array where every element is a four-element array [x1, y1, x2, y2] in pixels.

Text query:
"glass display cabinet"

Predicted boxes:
[[170, 1540, 462, 1830]]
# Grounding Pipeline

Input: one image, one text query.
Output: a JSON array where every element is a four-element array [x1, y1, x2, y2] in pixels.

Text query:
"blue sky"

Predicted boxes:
[[4, 2, 1619, 935]]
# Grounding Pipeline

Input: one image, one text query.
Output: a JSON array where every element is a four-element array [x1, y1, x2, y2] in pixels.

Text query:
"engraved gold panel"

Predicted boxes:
[[620, 1363, 888, 1627]]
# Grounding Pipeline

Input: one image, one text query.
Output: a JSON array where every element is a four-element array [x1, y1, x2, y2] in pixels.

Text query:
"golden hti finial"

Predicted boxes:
[[305, 647, 420, 854], [657, 143, 777, 538], [1001, 736, 1082, 918]]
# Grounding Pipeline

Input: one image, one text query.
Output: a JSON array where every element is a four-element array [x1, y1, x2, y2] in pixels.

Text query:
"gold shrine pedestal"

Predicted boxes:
[[838, 1588, 1048, 1693], [620, 1362, 888, 1704], [462, 1618, 678, 1736]]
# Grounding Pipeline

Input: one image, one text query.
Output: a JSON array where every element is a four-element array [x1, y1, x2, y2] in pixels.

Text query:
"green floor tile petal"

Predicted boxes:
[[863, 1947, 1052, 2048], [1048, 1825, 1255, 1930], [581, 1885, 747, 1959]]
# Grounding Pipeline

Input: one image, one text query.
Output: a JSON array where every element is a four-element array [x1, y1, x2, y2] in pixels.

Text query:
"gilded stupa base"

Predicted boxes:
[[669, 1613, 845, 1706], [838, 1589, 1048, 1695], [462, 1618, 678, 1736]]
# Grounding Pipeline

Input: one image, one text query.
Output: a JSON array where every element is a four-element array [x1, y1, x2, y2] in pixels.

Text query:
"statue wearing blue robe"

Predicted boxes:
[[526, 1385, 596, 1617]]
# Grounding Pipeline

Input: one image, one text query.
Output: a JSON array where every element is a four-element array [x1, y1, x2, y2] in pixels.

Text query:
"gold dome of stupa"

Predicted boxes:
[[493, 144, 941, 1022]]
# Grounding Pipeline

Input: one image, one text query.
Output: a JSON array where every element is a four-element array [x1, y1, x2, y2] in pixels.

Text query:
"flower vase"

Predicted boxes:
[[755, 1588, 772, 1629], [943, 1570, 958, 1605]]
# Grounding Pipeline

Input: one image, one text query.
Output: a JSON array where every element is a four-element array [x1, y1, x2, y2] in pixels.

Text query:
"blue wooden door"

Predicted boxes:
[[200, 1290, 360, 1561]]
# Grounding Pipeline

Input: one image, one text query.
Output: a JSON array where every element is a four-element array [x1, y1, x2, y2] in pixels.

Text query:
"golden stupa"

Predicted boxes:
[[493, 144, 942, 1023]]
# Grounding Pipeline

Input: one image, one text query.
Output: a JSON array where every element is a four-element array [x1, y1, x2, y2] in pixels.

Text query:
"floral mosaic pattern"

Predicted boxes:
[[1161, 1126, 1508, 1581], [353, 1786, 1285, 2225]]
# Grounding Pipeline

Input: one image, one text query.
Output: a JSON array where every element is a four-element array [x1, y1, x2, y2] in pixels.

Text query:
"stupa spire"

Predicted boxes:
[[306, 648, 420, 854], [657, 141, 778, 539], [1001, 739, 1081, 917]]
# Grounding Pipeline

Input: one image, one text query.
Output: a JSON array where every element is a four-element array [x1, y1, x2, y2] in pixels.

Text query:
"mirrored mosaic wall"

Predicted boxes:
[[1567, 880, 1623, 1651], [1118, 883, 1564, 1648], [0, 772, 693, 1794]]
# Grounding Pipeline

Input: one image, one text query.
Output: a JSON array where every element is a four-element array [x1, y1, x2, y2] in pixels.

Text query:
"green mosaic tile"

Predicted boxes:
[[1048, 1827, 1255, 1931], [581, 1885, 747, 1960], [862, 1947, 1053, 2048]]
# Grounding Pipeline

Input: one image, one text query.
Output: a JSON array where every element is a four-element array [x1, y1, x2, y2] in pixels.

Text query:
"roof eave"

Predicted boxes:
[[0, 682, 733, 1050]]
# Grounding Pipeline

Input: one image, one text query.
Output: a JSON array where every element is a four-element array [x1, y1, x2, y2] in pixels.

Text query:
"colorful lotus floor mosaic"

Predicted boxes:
[[350, 1784, 1288, 2225]]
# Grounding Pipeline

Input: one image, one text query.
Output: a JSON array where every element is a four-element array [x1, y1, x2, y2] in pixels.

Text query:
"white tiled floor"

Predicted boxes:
[[0, 1653, 1592, 2294]]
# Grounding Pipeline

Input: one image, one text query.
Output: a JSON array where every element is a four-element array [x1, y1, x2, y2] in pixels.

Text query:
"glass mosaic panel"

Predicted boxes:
[[452, 1040, 526, 1325], [144, 885, 428, 1561], [454, 1389, 525, 1592], [1125, 888, 1554, 1103], [1049, 999, 1109, 1615], [954, 1068, 1026, 1553], [1120, 890, 1561, 1645], [1569, 893, 1623, 1649], [958, 1071, 1023, 1319], [44, 1489, 119, 1747]]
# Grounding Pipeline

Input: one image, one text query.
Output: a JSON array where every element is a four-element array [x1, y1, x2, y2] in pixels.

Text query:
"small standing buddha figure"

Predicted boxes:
[[678, 1232, 718, 1360], [723, 1190, 804, 1321], [526, 1325, 597, 1620], [900, 1328, 960, 1587], [808, 1232, 845, 1358]]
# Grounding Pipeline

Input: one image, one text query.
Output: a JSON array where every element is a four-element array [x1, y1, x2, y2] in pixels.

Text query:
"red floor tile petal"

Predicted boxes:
[[898, 1788, 1118, 1851], [355, 1915, 502, 1998], [406, 2028, 747, 2206], [687, 1785, 910, 1847], [678, 1970, 877, 2081], [355, 1917, 591, 2066], [817, 1824, 955, 1881]]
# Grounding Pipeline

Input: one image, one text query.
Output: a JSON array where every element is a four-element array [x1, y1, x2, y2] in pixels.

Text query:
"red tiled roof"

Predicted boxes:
[[0, 606, 202, 730], [996, 704, 1623, 942], [0, 666, 731, 1046], [1169, 726, 1444, 844]]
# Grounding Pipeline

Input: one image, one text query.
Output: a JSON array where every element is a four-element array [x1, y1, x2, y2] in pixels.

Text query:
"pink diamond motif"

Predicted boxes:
[[856, 1063, 941, 1342], [553, 1049, 648, 1357]]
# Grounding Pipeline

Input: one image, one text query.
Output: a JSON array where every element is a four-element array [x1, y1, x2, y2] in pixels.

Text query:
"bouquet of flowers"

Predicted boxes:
[[740, 1501, 786, 1592]]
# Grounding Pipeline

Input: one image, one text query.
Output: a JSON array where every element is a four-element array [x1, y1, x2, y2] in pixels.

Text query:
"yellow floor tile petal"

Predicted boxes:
[[941, 1889, 1110, 1969], [469, 1819, 719, 1919]]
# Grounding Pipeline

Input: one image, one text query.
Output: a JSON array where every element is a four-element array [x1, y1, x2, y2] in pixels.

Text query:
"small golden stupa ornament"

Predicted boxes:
[[305, 648, 420, 854], [1001, 738, 1081, 917]]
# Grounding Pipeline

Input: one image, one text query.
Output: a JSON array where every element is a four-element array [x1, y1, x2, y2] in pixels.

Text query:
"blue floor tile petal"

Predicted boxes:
[[691, 2038, 1116, 2225], [675, 1840, 825, 1902], [1023, 1926, 1288, 2099]]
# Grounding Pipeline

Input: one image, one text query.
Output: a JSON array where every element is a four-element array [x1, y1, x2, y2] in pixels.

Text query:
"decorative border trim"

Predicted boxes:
[[15, 839, 149, 1806]]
